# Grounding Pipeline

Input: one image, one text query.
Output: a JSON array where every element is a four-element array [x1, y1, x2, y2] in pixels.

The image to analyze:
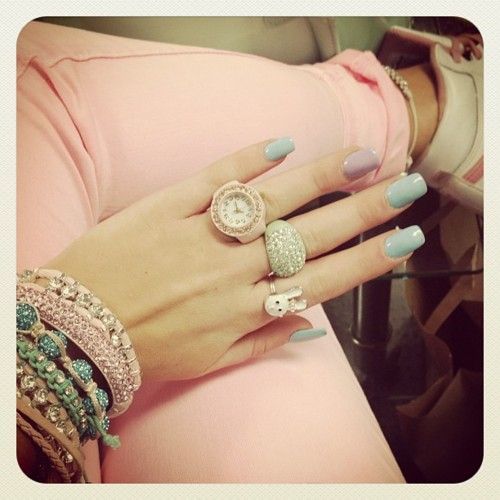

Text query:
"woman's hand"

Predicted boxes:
[[47, 140, 427, 381], [450, 33, 483, 62]]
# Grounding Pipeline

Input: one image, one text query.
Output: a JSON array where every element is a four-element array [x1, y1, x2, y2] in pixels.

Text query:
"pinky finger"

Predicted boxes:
[[204, 315, 325, 374], [299, 225, 425, 306]]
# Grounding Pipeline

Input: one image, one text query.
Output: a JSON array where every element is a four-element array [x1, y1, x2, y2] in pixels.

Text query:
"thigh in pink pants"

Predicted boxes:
[[17, 21, 409, 483]]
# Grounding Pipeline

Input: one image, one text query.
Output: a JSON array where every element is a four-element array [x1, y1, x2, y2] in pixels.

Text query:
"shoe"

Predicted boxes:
[[378, 27, 483, 214]]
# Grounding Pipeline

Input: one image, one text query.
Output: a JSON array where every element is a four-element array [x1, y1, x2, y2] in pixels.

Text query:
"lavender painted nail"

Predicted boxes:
[[342, 148, 380, 179]]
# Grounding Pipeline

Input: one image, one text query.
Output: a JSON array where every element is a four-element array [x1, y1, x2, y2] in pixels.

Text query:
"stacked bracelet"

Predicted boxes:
[[17, 301, 109, 420], [23, 269, 141, 389], [17, 335, 87, 433], [17, 299, 118, 448], [16, 299, 120, 446], [18, 269, 141, 416], [17, 282, 135, 416], [17, 334, 120, 448]]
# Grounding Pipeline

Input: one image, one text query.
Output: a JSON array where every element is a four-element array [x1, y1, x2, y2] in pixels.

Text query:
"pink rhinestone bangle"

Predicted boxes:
[[19, 269, 142, 387], [17, 282, 135, 417], [22, 269, 142, 393]]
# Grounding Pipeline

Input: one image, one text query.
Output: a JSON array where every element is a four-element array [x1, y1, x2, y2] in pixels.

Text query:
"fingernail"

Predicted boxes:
[[385, 173, 427, 208], [384, 225, 425, 258], [289, 328, 327, 343], [342, 148, 379, 179], [264, 137, 295, 161]]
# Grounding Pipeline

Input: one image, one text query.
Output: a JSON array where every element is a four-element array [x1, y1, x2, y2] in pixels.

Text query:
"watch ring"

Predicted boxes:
[[210, 181, 266, 243]]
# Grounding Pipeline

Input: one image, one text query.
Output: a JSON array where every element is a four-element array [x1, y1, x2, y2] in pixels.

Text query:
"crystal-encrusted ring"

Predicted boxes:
[[265, 220, 306, 278]]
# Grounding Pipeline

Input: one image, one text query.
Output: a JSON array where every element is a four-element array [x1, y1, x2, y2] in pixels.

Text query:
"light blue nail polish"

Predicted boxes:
[[289, 328, 327, 343], [386, 173, 428, 208], [384, 225, 425, 258], [264, 137, 295, 161]]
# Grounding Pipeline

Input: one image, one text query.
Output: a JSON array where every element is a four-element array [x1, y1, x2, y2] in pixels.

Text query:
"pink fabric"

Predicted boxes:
[[17, 21, 409, 483]]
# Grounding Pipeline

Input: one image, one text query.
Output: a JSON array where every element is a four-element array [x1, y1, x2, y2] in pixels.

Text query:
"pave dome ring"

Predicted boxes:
[[265, 220, 306, 278]]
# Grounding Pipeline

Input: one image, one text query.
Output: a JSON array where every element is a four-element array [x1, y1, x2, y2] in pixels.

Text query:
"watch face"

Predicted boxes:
[[218, 191, 255, 229], [211, 182, 264, 238]]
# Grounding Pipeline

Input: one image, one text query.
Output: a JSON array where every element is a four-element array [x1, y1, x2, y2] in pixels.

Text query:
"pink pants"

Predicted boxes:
[[17, 21, 409, 483]]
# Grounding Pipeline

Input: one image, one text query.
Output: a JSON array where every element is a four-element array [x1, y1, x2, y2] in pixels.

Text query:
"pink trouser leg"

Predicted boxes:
[[17, 21, 408, 482]]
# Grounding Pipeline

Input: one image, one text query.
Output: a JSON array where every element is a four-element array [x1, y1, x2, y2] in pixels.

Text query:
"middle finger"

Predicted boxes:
[[242, 172, 427, 280], [255, 146, 380, 223]]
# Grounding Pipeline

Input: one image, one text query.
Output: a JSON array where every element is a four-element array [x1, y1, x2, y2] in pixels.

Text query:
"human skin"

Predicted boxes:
[[45, 140, 425, 382], [399, 63, 439, 158]]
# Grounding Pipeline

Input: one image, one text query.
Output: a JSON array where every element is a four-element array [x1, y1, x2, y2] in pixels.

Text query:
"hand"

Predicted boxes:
[[450, 33, 483, 62], [47, 140, 427, 381]]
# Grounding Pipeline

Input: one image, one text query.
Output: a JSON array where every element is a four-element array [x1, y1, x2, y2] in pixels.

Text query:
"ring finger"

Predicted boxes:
[[243, 171, 427, 279], [251, 225, 425, 324]]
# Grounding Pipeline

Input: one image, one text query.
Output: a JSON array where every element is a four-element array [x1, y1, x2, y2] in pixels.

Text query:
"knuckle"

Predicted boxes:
[[355, 195, 387, 228], [298, 223, 323, 257], [311, 160, 336, 195], [307, 270, 332, 304], [204, 160, 237, 189], [261, 190, 282, 221], [250, 337, 268, 359]]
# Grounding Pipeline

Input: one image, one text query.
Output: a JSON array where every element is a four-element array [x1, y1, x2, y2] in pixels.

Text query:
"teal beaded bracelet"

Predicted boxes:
[[16, 336, 120, 448], [17, 353, 79, 445], [17, 301, 110, 419], [17, 336, 86, 431], [17, 302, 121, 450]]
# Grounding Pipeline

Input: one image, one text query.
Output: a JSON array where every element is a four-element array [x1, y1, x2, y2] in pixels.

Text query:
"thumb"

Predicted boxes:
[[206, 316, 327, 374]]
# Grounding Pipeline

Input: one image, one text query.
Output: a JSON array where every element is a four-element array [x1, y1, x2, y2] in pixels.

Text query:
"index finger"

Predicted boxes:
[[170, 137, 295, 218]]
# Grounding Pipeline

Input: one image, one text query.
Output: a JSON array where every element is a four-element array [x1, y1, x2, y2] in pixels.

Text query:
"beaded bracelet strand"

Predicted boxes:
[[36, 329, 112, 443], [17, 335, 86, 431], [17, 282, 134, 416], [17, 279, 136, 416], [17, 336, 120, 448], [17, 301, 109, 423], [42, 330, 109, 421], [16, 299, 118, 446], [17, 354, 79, 445]]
